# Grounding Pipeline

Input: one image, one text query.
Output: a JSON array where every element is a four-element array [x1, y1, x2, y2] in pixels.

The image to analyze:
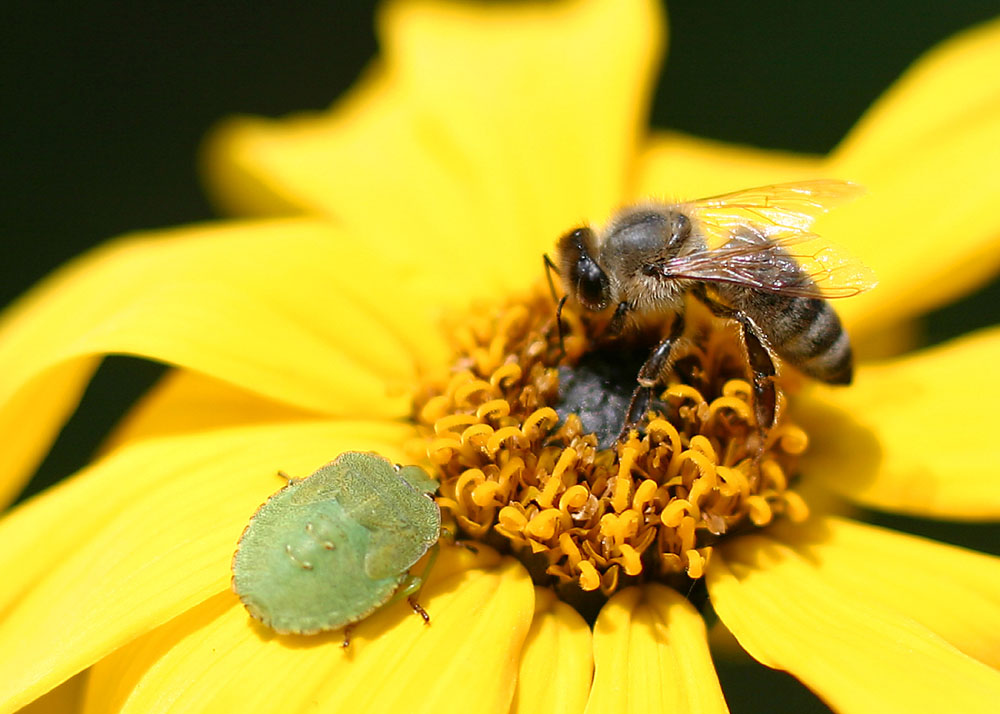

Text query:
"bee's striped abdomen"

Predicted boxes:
[[758, 295, 853, 384]]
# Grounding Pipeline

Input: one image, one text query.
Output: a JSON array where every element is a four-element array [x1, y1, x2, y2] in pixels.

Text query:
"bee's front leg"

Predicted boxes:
[[618, 313, 686, 441], [636, 312, 685, 388]]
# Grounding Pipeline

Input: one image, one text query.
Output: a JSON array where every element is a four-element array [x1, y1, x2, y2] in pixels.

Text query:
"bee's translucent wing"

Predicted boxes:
[[682, 179, 865, 248], [658, 181, 876, 299], [660, 232, 877, 298]]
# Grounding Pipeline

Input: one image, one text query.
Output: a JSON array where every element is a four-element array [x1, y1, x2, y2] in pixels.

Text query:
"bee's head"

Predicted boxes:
[[556, 226, 610, 312]]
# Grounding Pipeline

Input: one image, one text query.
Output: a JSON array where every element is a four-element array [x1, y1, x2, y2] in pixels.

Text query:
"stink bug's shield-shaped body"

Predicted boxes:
[[232, 452, 441, 635]]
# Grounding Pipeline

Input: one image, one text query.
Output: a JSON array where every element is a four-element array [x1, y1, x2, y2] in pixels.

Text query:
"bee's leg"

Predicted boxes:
[[692, 287, 777, 432], [739, 322, 777, 431], [605, 300, 631, 338], [619, 313, 685, 440], [620, 385, 652, 440], [637, 313, 685, 387]]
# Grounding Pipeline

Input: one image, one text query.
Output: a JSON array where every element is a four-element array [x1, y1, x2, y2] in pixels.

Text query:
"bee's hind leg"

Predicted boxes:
[[692, 287, 778, 436], [739, 323, 777, 432]]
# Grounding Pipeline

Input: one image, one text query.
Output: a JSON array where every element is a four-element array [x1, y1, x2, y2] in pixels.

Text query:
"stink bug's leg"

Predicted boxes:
[[440, 526, 478, 554], [385, 575, 431, 626], [407, 596, 431, 625], [382, 541, 441, 625], [341, 546, 439, 649], [415, 541, 441, 586], [276, 470, 302, 485]]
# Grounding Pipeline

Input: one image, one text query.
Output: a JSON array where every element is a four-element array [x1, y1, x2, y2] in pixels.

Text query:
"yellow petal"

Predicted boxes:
[[820, 19, 1000, 333], [0, 218, 457, 502], [203, 72, 496, 268], [585, 584, 728, 714], [512, 588, 593, 714], [0, 357, 97, 509], [708, 534, 1000, 714], [634, 130, 824, 201], [103, 370, 319, 451], [834, 16, 1000, 177], [773, 516, 1000, 668], [823, 106, 1000, 335], [17, 674, 86, 714], [206, 0, 663, 278], [798, 326, 1000, 519], [384, 0, 663, 238], [82, 547, 533, 714], [0, 420, 414, 714]]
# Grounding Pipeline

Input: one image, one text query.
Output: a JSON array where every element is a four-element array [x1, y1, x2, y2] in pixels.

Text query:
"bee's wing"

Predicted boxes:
[[659, 233, 877, 298], [683, 179, 865, 246], [658, 179, 876, 299]]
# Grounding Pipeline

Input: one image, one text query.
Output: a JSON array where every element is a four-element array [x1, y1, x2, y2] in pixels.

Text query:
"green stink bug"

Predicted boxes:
[[232, 452, 441, 640]]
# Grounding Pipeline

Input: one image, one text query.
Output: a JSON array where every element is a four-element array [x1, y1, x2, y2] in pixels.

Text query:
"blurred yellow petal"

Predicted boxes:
[[0, 420, 414, 714], [709, 535, 1000, 714], [204, 81, 541, 307], [103, 370, 319, 451], [384, 0, 662, 242], [512, 588, 592, 714], [634, 131, 823, 201], [204, 72, 485, 263], [83, 547, 533, 714], [0, 218, 467, 503], [0, 357, 97, 508], [798, 326, 1000, 519], [825, 107, 1000, 335], [774, 516, 1000, 668], [834, 16, 1000, 174], [206, 0, 662, 287], [820, 19, 1000, 333], [585, 584, 728, 714]]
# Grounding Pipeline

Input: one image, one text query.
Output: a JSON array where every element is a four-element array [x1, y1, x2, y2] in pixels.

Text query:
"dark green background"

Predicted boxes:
[[2, 3, 998, 712]]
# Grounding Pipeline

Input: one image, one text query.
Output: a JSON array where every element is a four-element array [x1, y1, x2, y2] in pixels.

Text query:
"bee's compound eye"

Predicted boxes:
[[575, 256, 609, 311], [557, 226, 610, 312]]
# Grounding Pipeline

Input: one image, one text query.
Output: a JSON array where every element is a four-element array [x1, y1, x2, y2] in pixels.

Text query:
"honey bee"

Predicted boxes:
[[551, 179, 876, 433]]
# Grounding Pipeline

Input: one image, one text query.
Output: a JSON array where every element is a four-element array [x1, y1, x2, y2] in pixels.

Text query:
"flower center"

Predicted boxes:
[[412, 289, 810, 615]]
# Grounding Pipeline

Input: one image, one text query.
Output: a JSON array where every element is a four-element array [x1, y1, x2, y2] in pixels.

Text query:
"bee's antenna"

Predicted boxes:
[[542, 253, 560, 303], [543, 254, 567, 357]]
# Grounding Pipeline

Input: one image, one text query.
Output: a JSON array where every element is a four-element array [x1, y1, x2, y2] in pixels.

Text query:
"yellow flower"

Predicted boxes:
[[2, 1, 1000, 713]]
